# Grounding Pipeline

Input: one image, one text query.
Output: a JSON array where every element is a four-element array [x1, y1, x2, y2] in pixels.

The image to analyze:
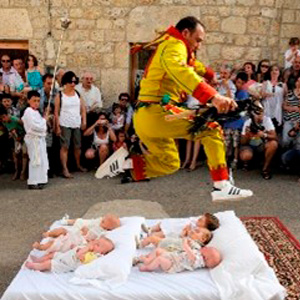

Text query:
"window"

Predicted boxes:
[[0, 40, 29, 65]]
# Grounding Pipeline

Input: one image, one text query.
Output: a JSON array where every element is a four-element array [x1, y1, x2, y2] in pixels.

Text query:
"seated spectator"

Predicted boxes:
[[240, 101, 278, 179], [13, 57, 26, 83], [111, 103, 125, 131], [223, 72, 249, 169], [76, 71, 102, 125], [54, 71, 87, 178], [242, 62, 257, 90], [256, 59, 270, 83], [39, 73, 58, 113], [84, 112, 116, 166], [26, 54, 43, 91], [261, 65, 286, 132], [0, 54, 24, 97], [284, 37, 300, 70], [282, 76, 300, 148], [281, 121, 300, 172], [217, 64, 236, 98], [113, 129, 128, 152], [283, 56, 300, 90], [107, 92, 131, 118], [0, 72, 10, 95]]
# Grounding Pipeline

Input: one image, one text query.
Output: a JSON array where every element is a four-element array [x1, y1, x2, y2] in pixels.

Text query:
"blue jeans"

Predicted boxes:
[[281, 149, 300, 168]]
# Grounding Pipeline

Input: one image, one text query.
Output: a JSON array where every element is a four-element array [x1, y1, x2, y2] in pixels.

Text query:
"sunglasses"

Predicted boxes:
[[1, 60, 10, 63], [261, 65, 269, 68], [68, 79, 79, 84]]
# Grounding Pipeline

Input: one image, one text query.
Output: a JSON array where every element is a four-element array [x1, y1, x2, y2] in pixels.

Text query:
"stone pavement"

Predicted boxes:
[[0, 167, 299, 297]]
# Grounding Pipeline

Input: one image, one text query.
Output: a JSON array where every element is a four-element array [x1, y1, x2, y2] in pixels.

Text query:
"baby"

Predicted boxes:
[[33, 214, 120, 253], [26, 237, 114, 273], [138, 239, 221, 273]]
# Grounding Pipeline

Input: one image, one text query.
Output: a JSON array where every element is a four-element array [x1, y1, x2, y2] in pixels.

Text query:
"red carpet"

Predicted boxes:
[[242, 217, 300, 300]]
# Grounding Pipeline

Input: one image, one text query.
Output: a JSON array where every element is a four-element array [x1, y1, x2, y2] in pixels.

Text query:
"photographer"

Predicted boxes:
[[83, 112, 116, 167], [239, 101, 278, 179]]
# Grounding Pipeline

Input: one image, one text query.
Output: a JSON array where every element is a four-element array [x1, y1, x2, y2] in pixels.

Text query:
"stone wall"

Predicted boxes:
[[0, 0, 299, 105]]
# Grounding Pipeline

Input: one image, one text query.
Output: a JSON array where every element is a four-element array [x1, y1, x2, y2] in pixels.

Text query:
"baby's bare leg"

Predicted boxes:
[[32, 240, 55, 251], [30, 253, 54, 263], [150, 231, 165, 238], [140, 236, 162, 248], [43, 227, 67, 238], [25, 260, 52, 271], [139, 256, 172, 272], [150, 223, 161, 233]]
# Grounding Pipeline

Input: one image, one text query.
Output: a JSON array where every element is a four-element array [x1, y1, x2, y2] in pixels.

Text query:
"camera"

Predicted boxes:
[[249, 121, 264, 134]]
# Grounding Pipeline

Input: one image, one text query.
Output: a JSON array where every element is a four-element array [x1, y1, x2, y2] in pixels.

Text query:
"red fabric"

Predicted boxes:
[[192, 82, 217, 104], [203, 67, 215, 82], [210, 165, 229, 181], [131, 155, 147, 181]]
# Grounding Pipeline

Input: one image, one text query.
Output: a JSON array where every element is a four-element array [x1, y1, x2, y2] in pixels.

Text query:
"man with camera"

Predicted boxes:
[[239, 101, 278, 179]]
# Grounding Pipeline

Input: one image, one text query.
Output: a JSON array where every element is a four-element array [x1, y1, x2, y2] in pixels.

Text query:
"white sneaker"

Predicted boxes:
[[211, 182, 253, 202], [95, 147, 129, 179], [60, 213, 70, 225]]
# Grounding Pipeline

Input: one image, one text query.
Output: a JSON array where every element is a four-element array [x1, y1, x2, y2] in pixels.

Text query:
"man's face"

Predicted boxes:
[[293, 57, 300, 71], [254, 112, 264, 124], [44, 77, 53, 92], [220, 69, 230, 80], [13, 59, 23, 73], [82, 74, 93, 88], [1, 55, 11, 71], [28, 96, 40, 110], [2, 98, 12, 109], [182, 24, 205, 52], [119, 97, 128, 108]]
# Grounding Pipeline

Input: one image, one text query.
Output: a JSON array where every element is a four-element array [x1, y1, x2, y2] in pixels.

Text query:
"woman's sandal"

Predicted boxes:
[[261, 169, 272, 180]]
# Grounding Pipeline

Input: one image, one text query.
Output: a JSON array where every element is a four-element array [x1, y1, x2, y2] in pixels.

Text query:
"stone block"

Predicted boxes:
[[282, 10, 295, 23], [97, 18, 113, 29], [96, 42, 114, 53], [70, 8, 83, 18], [283, 0, 300, 9], [281, 24, 300, 38], [244, 47, 262, 60], [248, 6, 261, 15], [104, 7, 130, 19], [200, 6, 218, 15], [127, 6, 199, 42], [223, 0, 236, 4], [206, 45, 221, 60], [93, 0, 112, 5], [0, 9, 33, 38], [89, 53, 102, 66], [261, 7, 277, 18], [296, 11, 300, 22], [236, 0, 255, 5], [205, 33, 226, 44], [268, 36, 279, 47], [45, 36, 56, 60], [221, 17, 247, 34], [113, 19, 126, 29], [231, 6, 249, 16], [190, 0, 208, 4], [67, 53, 90, 67], [75, 41, 96, 52], [202, 16, 220, 31], [31, 16, 49, 29], [67, 30, 89, 41], [0, 0, 9, 5], [10, 0, 29, 6], [218, 6, 231, 17], [82, 8, 102, 19], [51, 0, 62, 6], [100, 69, 129, 106], [234, 35, 251, 46], [62, 41, 75, 54], [221, 45, 244, 60], [247, 17, 270, 35], [102, 53, 115, 68], [76, 19, 95, 29], [115, 42, 130, 68], [33, 29, 48, 39], [251, 35, 267, 47], [90, 30, 105, 42], [259, 0, 275, 5], [112, 0, 137, 5], [104, 30, 125, 42]]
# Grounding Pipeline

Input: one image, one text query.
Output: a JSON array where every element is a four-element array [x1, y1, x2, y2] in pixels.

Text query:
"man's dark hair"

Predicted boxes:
[[61, 71, 79, 86], [235, 72, 248, 82], [175, 16, 205, 33], [118, 92, 130, 101], [289, 37, 300, 46], [0, 93, 12, 101], [42, 73, 54, 82], [27, 90, 40, 100]]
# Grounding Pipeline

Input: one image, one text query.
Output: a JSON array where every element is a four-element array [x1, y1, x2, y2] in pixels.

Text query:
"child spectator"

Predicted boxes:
[[1, 93, 18, 116], [113, 130, 128, 152], [223, 72, 249, 169], [284, 37, 300, 70], [256, 59, 270, 83], [84, 112, 116, 166], [111, 103, 125, 131], [26, 54, 43, 91], [0, 104, 27, 180], [22, 90, 49, 189]]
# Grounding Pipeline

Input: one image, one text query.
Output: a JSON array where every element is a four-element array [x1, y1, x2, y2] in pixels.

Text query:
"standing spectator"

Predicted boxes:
[[26, 54, 43, 91], [284, 56, 300, 90], [84, 112, 116, 166], [39, 74, 58, 112], [261, 65, 286, 132], [76, 71, 102, 125], [256, 59, 270, 83], [284, 37, 300, 70], [242, 62, 257, 90], [0, 72, 10, 94], [13, 57, 26, 83], [55, 68, 65, 89], [240, 101, 278, 179], [54, 71, 87, 178], [0, 54, 24, 96], [282, 76, 300, 148]]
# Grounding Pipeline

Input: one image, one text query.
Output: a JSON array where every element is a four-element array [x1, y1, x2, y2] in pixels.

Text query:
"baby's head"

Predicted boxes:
[[289, 37, 300, 51], [112, 103, 121, 115], [200, 246, 222, 269], [189, 227, 212, 246], [197, 213, 220, 231], [92, 237, 114, 255], [100, 214, 121, 230]]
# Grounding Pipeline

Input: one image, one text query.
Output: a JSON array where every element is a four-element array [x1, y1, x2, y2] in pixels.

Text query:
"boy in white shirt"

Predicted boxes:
[[22, 90, 49, 189], [284, 37, 300, 70]]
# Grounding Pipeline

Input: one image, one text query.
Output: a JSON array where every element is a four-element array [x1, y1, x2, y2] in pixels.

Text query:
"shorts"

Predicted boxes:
[[60, 126, 81, 149], [51, 248, 81, 273], [240, 143, 265, 155]]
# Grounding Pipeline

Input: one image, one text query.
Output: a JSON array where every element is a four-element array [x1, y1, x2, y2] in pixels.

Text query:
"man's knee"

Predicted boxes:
[[265, 140, 278, 152]]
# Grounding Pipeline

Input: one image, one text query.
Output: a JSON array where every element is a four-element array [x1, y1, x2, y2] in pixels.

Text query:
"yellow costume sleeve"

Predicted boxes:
[[194, 60, 215, 81]]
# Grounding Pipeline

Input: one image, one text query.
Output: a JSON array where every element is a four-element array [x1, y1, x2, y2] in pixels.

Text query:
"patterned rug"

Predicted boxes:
[[241, 217, 300, 300]]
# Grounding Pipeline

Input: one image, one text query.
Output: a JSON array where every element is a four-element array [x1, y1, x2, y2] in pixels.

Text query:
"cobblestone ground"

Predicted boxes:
[[0, 168, 299, 296]]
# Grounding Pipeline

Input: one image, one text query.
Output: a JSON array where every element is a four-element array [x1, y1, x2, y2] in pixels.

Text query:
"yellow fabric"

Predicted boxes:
[[133, 105, 226, 179], [81, 252, 98, 264], [138, 35, 207, 103]]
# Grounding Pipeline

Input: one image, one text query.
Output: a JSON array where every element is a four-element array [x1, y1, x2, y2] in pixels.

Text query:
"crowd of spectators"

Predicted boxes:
[[0, 36, 299, 187]]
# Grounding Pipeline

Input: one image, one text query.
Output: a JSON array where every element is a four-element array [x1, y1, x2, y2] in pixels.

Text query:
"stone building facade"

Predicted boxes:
[[0, 0, 299, 105]]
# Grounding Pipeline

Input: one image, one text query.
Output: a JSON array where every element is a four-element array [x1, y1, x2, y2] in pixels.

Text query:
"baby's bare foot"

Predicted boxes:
[[32, 242, 40, 249], [25, 261, 35, 270], [43, 232, 50, 238], [29, 255, 39, 262]]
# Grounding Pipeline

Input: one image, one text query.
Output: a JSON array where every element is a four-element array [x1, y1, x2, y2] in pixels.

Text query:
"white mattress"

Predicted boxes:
[[1, 212, 285, 300]]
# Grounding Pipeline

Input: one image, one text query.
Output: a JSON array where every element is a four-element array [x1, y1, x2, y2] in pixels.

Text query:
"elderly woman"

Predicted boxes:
[[54, 71, 87, 178]]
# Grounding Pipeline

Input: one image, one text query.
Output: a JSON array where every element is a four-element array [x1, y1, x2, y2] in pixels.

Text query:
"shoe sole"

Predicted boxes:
[[95, 147, 129, 179], [212, 193, 253, 202]]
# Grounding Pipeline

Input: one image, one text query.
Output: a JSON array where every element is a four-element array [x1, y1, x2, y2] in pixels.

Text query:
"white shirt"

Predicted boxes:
[[242, 116, 275, 135], [22, 107, 47, 137], [59, 92, 81, 128], [284, 49, 300, 69], [76, 83, 102, 113]]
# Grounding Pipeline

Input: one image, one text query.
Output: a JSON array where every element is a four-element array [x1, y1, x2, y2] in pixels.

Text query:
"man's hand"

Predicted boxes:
[[81, 122, 87, 131], [56, 127, 61, 136], [211, 94, 238, 114]]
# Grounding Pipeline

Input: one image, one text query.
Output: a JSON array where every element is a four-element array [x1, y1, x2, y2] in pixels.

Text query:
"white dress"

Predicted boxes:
[[22, 107, 49, 185]]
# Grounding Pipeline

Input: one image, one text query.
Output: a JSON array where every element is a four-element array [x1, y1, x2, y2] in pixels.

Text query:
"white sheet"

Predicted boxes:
[[1, 212, 285, 300]]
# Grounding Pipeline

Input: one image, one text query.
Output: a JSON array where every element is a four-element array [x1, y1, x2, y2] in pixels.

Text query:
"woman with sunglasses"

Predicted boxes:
[[256, 59, 270, 83], [26, 54, 43, 91], [54, 71, 87, 178]]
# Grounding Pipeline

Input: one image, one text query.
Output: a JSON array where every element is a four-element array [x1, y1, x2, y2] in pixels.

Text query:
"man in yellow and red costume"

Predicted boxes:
[[110, 16, 252, 201]]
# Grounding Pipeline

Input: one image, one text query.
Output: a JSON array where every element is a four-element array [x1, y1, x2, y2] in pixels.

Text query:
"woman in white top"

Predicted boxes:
[[54, 71, 87, 178], [84, 112, 116, 166]]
